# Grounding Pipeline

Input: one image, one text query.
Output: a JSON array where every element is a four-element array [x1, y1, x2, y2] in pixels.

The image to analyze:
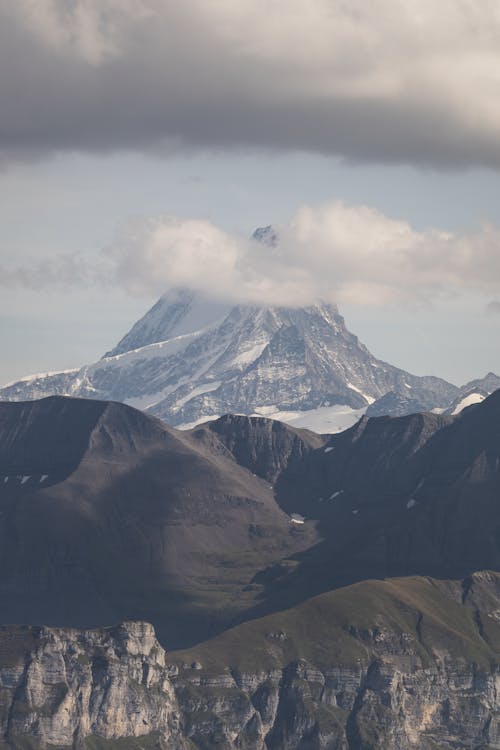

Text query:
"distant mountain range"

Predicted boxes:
[[1, 270, 499, 431]]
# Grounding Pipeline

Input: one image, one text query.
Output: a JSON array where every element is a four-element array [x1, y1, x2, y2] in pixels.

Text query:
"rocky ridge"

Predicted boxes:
[[2, 572, 500, 749]]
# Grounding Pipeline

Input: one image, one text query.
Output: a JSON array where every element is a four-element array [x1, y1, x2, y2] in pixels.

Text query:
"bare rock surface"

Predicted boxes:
[[2, 574, 500, 749]]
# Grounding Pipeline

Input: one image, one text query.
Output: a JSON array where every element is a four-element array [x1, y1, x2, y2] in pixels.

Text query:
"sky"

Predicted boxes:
[[1, 0, 500, 387]]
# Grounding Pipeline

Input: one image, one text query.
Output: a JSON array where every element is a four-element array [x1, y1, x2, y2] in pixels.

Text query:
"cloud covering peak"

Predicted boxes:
[[107, 203, 500, 307], [4, 201, 500, 309], [2, 0, 500, 167]]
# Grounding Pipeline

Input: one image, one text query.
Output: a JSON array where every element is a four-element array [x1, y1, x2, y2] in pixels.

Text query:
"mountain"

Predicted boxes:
[[366, 371, 500, 418], [439, 373, 500, 417], [2, 572, 500, 749], [104, 288, 233, 358], [3, 392, 500, 650], [1, 223, 498, 429], [0, 288, 462, 431], [3, 393, 500, 746], [0, 396, 323, 648], [217, 389, 500, 618]]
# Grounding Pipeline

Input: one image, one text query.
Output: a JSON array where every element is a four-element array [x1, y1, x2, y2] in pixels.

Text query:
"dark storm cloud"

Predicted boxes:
[[1, 1, 500, 168]]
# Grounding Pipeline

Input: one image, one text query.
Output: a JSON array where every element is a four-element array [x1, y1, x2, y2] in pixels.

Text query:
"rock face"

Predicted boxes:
[[0, 621, 180, 749], [2, 573, 500, 750], [0, 288, 461, 429]]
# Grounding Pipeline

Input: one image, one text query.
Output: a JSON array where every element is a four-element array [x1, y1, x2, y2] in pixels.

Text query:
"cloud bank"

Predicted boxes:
[[2, 0, 500, 167], [3, 201, 500, 308], [108, 204, 500, 307]]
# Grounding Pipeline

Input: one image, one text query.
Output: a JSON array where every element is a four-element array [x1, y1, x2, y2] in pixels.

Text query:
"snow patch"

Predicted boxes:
[[173, 382, 222, 410], [178, 414, 221, 430], [251, 404, 366, 435], [346, 382, 375, 405], [451, 392, 485, 415], [101, 328, 207, 366], [233, 342, 268, 368]]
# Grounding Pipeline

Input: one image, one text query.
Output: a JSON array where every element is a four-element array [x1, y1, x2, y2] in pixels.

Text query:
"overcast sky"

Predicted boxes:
[[2, 0, 500, 386]]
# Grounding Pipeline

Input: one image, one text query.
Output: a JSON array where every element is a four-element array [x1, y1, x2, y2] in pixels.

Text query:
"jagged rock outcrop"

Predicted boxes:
[[0, 622, 182, 749], [2, 573, 500, 749]]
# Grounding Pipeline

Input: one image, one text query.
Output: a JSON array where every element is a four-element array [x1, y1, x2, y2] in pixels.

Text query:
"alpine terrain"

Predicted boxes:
[[3, 225, 499, 432], [1, 391, 500, 748]]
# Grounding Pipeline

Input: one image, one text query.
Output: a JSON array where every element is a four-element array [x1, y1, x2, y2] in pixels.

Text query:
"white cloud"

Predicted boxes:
[[107, 202, 500, 307], [2, 0, 500, 166], [3, 201, 500, 307]]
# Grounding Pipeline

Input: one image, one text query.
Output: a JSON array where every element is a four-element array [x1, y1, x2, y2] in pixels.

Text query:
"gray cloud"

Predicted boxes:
[[4, 202, 500, 307], [2, 1, 500, 168], [486, 300, 500, 315], [0, 253, 104, 289]]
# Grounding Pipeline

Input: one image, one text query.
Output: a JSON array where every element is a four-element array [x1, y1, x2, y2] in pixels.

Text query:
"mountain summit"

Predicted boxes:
[[1, 226, 497, 429], [0, 289, 460, 429]]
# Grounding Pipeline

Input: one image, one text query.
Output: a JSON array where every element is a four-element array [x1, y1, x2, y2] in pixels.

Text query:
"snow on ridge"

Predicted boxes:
[[265, 404, 366, 434], [1, 368, 78, 389], [179, 403, 367, 435], [101, 327, 213, 366], [346, 382, 375, 405], [107, 291, 233, 357], [451, 392, 485, 415]]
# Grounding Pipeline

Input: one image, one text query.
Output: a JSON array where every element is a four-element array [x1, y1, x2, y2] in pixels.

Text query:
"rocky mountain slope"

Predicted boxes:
[[0, 289, 463, 430], [2, 393, 500, 747], [2, 572, 500, 749]]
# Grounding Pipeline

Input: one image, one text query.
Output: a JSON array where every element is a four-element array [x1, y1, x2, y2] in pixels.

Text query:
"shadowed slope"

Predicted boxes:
[[2, 392, 500, 650], [0, 398, 319, 648]]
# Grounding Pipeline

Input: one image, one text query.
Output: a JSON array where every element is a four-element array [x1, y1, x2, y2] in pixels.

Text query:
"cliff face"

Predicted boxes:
[[2, 574, 500, 750], [0, 622, 181, 749], [173, 658, 500, 750]]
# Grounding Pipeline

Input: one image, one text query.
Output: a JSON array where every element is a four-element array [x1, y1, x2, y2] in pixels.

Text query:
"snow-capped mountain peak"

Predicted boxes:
[[1, 230, 498, 432], [0, 290, 464, 431], [104, 289, 232, 358]]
